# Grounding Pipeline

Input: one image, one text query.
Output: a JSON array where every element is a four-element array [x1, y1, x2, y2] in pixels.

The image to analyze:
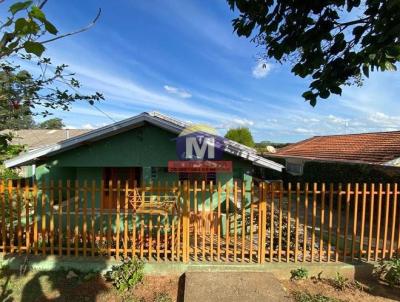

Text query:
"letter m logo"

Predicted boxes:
[[185, 136, 215, 160]]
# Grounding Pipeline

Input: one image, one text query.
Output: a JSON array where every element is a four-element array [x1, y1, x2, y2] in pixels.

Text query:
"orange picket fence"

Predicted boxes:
[[0, 179, 399, 263]]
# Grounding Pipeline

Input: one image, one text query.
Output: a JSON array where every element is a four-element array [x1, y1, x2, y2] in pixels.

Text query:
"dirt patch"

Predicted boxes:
[[0, 269, 182, 302], [128, 275, 181, 302], [282, 277, 400, 302]]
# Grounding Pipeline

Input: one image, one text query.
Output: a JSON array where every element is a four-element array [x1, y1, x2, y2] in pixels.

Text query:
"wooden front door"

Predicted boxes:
[[103, 167, 141, 209]]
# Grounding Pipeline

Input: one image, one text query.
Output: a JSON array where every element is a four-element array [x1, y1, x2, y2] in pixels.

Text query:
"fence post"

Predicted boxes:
[[259, 182, 267, 263], [182, 180, 190, 263]]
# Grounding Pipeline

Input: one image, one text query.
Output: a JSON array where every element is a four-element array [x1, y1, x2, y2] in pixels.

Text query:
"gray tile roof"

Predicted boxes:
[[0, 129, 90, 150]]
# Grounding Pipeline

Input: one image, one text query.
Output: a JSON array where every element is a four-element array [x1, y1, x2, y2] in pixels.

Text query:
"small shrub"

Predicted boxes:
[[373, 257, 400, 286], [106, 257, 144, 292], [292, 291, 342, 302], [331, 272, 348, 291], [290, 267, 309, 280], [153, 292, 172, 302]]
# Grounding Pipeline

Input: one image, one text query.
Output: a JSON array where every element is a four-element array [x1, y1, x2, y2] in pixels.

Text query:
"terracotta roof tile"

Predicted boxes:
[[274, 131, 400, 164]]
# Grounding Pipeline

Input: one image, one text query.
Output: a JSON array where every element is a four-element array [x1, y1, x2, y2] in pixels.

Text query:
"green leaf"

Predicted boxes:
[[23, 41, 45, 56], [385, 61, 397, 71], [44, 20, 58, 35], [319, 90, 330, 99], [362, 65, 369, 78], [29, 6, 46, 22], [15, 18, 39, 35], [330, 86, 342, 95], [9, 1, 32, 15]]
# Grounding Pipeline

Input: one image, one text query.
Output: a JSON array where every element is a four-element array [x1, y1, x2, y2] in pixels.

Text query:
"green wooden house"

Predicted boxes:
[[5, 112, 283, 221]]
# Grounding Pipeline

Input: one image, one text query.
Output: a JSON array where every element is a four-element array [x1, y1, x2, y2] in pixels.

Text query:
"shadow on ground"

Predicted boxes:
[[354, 261, 400, 301], [0, 255, 109, 302]]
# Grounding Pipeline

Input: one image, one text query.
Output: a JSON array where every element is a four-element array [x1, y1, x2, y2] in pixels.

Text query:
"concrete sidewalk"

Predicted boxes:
[[184, 271, 291, 302]]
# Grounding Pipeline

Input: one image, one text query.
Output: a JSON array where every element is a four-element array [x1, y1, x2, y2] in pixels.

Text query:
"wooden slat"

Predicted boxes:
[[107, 180, 112, 257], [99, 180, 104, 254], [294, 183, 300, 263], [82, 180, 88, 257], [156, 182, 161, 262], [210, 181, 215, 262], [35, 181, 40, 255], [91, 180, 96, 257], [303, 183, 309, 262], [217, 182, 222, 261], [157, 214, 161, 262], [319, 183, 326, 262], [194, 180, 198, 261], [359, 183, 367, 261], [164, 209, 168, 261], [241, 181, 245, 262], [25, 181, 30, 255], [149, 183, 153, 261], [310, 183, 317, 262], [41, 181, 47, 255], [74, 180, 79, 257], [171, 183, 175, 261], [17, 180, 22, 255], [233, 181, 238, 262], [382, 183, 390, 259], [176, 182, 181, 261], [8, 180, 14, 254], [202, 180, 206, 261], [367, 183, 375, 261], [115, 180, 121, 260], [140, 214, 144, 259], [343, 183, 351, 261], [278, 182, 283, 262], [249, 182, 254, 263], [389, 183, 398, 258], [58, 180, 62, 256], [141, 182, 145, 258], [225, 182, 230, 262], [327, 183, 334, 262], [335, 184, 342, 262], [287, 183, 292, 262], [1, 180, 5, 254], [132, 181, 137, 258], [49, 180, 54, 255], [375, 183, 383, 261], [351, 183, 359, 261], [270, 182, 274, 262], [123, 181, 128, 258]]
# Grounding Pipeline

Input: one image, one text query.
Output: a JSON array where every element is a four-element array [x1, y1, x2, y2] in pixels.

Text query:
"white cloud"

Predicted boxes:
[[82, 123, 96, 129], [163, 85, 192, 98], [252, 60, 272, 79]]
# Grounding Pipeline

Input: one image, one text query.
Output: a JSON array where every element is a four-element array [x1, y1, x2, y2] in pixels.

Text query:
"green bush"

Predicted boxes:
[[330, 272, 349, 291], [374, 257, 400, 286], [105, 257, 144, 292], [290, 267, 309, 280], [292, 291, 342, 302]]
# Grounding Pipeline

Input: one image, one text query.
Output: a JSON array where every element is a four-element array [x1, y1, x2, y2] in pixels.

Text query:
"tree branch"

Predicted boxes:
[[38, 8, 101, 45]]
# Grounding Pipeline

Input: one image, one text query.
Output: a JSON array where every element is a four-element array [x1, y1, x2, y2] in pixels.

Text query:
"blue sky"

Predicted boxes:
[[7, 0, 400, 142]]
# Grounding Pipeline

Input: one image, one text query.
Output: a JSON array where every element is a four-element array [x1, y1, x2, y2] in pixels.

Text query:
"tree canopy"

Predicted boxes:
[[38, 117, 64, 129], [228, 0, 400, 106], [225, 127, 255, 147], [0, 0, 102, 176]]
